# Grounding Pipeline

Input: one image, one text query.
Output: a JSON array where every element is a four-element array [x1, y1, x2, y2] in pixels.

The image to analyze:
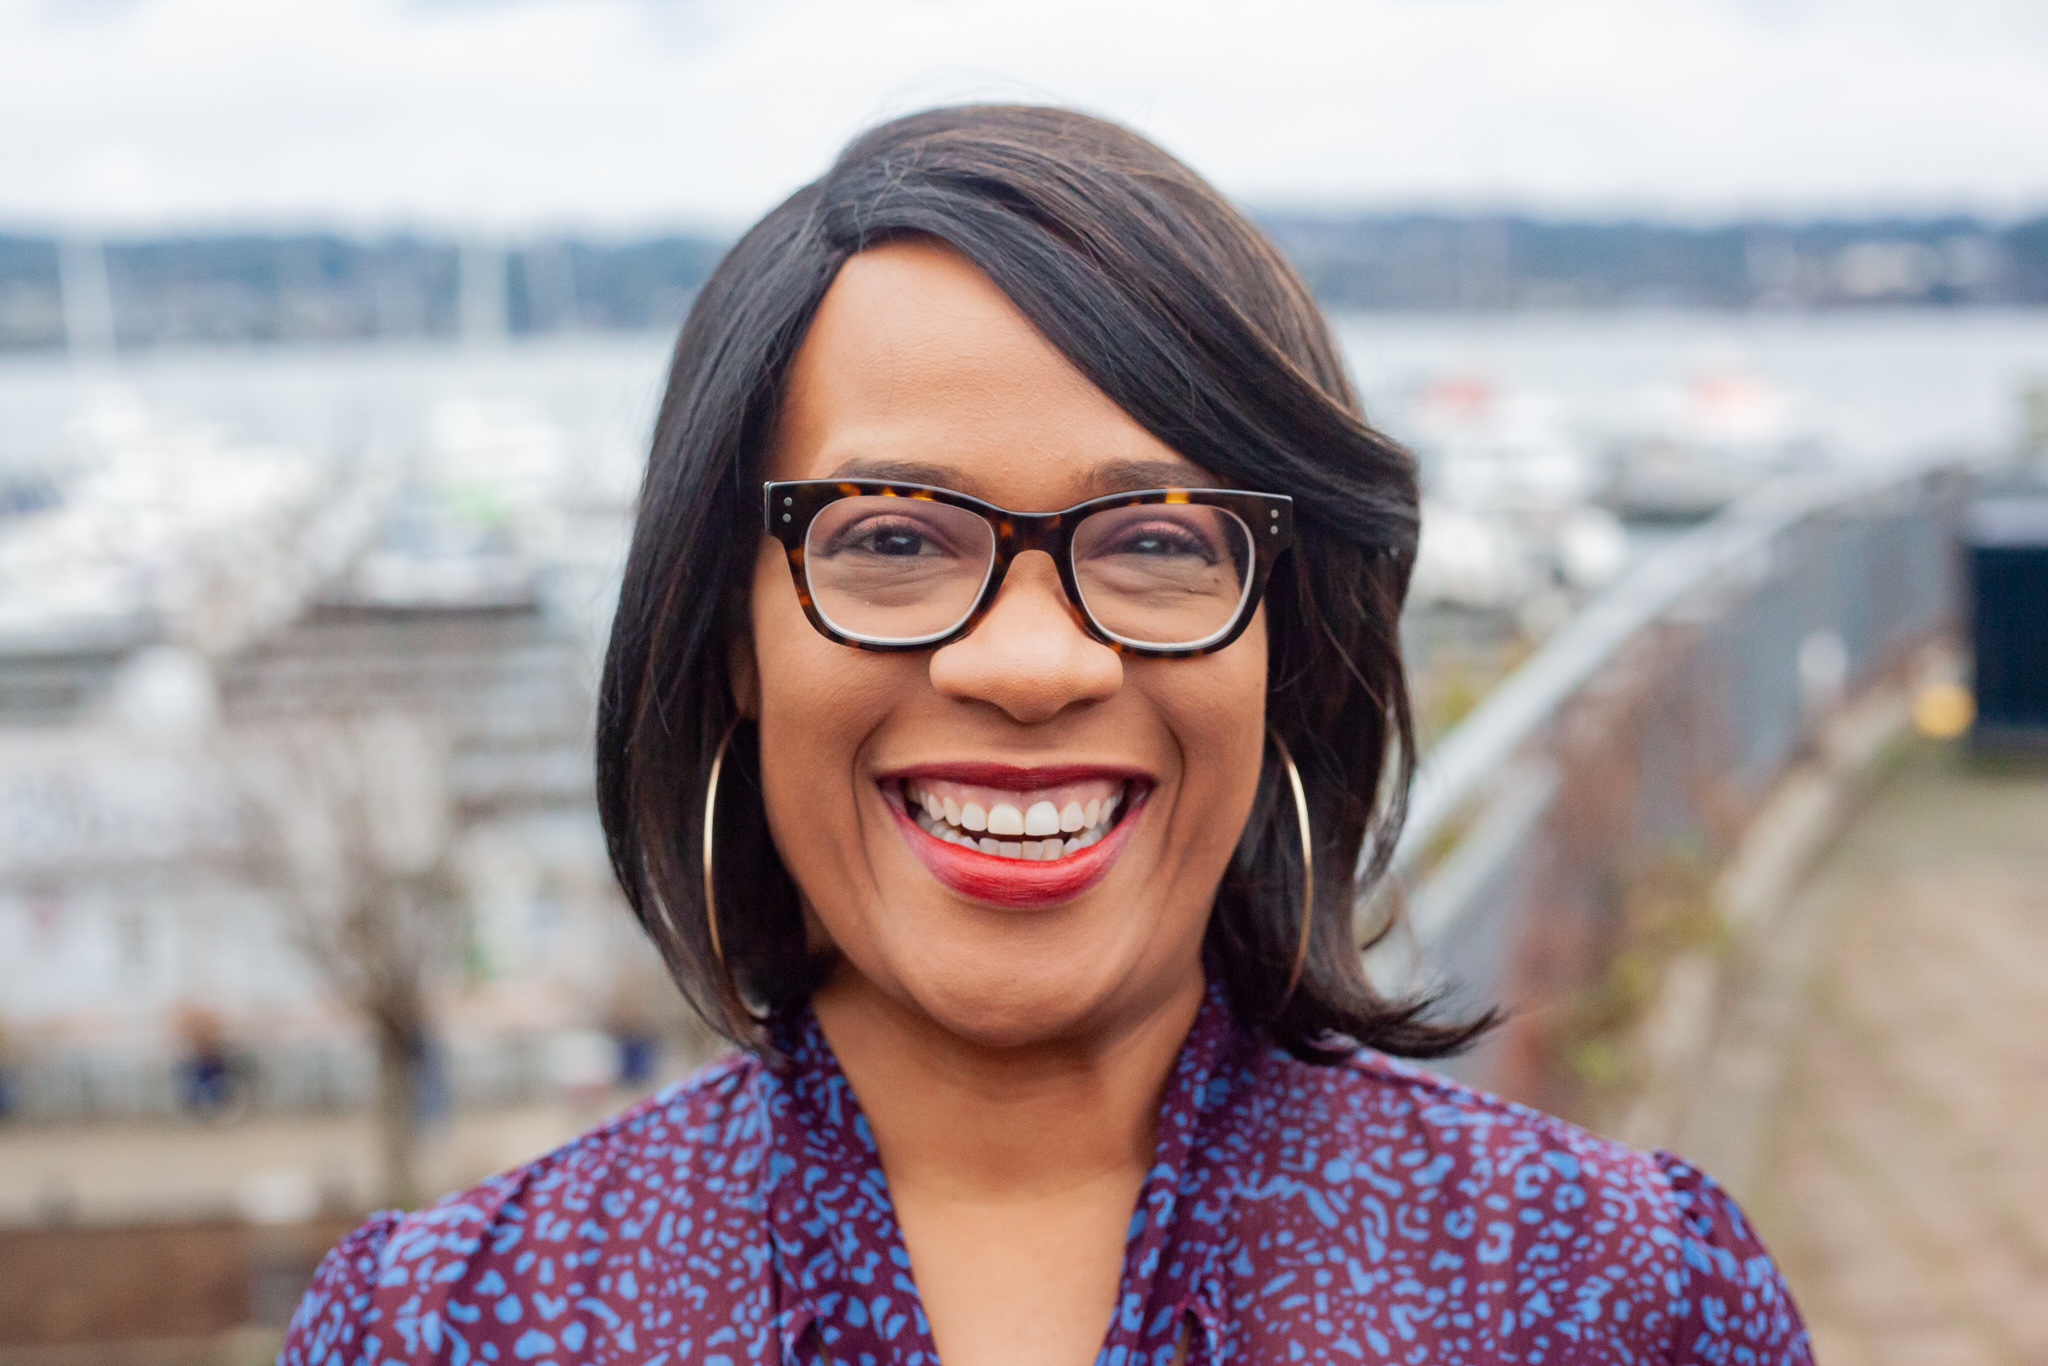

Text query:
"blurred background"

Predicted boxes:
[[1, 1, 2045, 1361]]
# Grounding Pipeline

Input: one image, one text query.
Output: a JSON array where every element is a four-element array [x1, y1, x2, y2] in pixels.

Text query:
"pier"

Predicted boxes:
[[1370, 456, 2048, 1362], [1684, 743, 2048, 1365]]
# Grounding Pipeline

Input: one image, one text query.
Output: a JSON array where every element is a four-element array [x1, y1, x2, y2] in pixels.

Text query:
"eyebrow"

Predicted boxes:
[[821, 455, 1215, 505], [824, 458, 979, 494], [1077, 458, 1214, 497]]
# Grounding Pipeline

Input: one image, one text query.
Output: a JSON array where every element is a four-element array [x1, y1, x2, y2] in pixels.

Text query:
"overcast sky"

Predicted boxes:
[[4, 0, 2046, 234]]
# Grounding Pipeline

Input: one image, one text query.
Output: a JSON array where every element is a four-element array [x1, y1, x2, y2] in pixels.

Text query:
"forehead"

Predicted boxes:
[[768, 239, 1210, 506]]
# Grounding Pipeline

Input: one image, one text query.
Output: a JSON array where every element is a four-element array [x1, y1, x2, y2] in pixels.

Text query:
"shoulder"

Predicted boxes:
[[1211, 1045, 1810, 1361], [282, 1051, 776, 1366], [1253, 1044, 1722, 1210], [1223, 1044, 1681, 1244]]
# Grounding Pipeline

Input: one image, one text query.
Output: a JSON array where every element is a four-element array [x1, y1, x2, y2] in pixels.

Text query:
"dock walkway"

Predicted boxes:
[[1679, 743, 2048, 1366]]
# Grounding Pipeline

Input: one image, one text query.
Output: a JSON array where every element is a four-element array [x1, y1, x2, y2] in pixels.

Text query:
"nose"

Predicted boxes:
[[927, 551, 1122, 723]]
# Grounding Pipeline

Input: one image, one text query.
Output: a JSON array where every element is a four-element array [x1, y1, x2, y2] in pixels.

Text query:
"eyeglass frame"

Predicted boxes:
[[762, 479, 1295, 658]]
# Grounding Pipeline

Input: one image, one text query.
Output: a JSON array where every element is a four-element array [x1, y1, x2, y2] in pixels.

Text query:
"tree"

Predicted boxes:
[[234, 711, 464, 1209]]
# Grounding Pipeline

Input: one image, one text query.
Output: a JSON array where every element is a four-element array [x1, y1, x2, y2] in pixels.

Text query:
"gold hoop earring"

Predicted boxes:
[[1270, 729, 1315, 1010], [703, 719, 767, 1025]]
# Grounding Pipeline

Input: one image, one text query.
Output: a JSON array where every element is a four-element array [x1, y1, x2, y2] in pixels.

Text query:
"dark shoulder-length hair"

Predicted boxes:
[[597, 104, 1490, 1062]]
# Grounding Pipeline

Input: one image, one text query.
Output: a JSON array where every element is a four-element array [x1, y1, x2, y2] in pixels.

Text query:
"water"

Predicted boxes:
[[0, 308, 2042, 479], [1334, 308, 2048, 465], [0, 333, 673, 480]]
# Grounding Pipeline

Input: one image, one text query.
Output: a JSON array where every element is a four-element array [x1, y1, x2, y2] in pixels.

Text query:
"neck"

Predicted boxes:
[[811, 963, 1206, 1204]]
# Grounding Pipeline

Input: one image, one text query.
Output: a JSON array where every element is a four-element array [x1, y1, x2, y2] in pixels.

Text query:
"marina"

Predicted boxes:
[[0, 309, 2043, 1354], [3, 0, 2046, 1352], [3, 314, 2045, 1115]]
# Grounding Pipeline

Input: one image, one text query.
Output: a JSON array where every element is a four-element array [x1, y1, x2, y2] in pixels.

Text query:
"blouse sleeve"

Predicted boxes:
[[1656, 1152, 1813, 1365], [280, 1210, 407, 1366]]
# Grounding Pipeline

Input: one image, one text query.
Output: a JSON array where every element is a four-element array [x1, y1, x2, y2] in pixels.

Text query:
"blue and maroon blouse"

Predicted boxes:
[[284, 982, 1810, 1364]]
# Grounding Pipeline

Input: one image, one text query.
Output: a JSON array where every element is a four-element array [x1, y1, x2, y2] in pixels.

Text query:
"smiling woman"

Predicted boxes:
[[283, 107, 1811, 1366]]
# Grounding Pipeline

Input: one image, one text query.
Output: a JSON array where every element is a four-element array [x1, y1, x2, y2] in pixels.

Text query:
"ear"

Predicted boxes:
[[728, 624, 761, 721]]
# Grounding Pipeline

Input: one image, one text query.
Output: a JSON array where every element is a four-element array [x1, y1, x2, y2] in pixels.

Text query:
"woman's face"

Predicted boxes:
[[744, 240, 1268, 1048]]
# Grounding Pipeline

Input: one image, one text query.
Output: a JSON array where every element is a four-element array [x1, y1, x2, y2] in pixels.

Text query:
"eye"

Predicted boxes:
[[822, 513, 958, 559], [859, 524, 929, 557], [1100, 519, 1219, 562]]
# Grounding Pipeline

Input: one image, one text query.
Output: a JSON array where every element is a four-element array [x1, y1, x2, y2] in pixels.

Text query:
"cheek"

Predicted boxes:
[[1149, 615, 1270, 844], [751, 544, 851, 722], [748, 545, 903, 881]]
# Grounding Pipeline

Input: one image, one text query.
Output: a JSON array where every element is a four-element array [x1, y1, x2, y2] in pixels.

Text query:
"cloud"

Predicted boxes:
[[1, 0, 2044, 231]]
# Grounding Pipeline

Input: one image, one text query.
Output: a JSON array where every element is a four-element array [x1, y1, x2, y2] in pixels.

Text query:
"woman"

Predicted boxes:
[[286, 107, 1809, 1365]]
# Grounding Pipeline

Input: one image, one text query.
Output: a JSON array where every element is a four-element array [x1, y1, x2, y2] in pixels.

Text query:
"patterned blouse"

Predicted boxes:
[[284, 983, 1811, 1364]]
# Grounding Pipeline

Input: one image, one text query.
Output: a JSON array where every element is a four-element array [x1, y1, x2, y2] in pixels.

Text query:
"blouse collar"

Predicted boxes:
[[756, 979, 1260, 1364]]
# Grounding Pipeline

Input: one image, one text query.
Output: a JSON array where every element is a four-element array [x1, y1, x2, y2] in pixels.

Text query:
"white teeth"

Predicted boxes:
[[905, 778, 1129, 861]]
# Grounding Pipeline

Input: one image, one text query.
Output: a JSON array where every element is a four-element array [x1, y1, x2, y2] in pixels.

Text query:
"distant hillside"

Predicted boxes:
[[0, 234, 725, 352], [1260, 214, 2046, 311], [2, 214, 2044, 352]]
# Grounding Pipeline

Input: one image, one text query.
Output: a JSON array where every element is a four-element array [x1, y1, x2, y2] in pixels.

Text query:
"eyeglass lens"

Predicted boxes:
[[801, 497, 1255, 649]]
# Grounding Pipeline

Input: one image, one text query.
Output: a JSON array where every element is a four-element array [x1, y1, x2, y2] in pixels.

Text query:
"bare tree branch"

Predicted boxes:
[[227, 710, 465, 1208]]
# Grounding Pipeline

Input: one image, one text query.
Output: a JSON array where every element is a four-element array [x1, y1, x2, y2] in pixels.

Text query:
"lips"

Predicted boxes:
[[879, 764, 1150, 910]]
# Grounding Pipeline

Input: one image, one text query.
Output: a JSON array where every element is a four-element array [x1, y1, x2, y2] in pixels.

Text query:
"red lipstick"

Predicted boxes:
[[878, 768, 1149, 910], [884, 761, 1152, 789]]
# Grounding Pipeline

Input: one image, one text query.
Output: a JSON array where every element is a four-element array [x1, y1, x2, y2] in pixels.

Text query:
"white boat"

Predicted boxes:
[[1400, 373, 1630, 618], [1599, 368, 1829, 522]]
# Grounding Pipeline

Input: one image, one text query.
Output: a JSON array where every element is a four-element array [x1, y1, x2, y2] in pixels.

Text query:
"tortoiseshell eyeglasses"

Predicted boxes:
[[763, 480, 1294, 658]]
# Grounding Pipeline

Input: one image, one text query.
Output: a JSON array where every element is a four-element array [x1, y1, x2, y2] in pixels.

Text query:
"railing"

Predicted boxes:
[[1367, 460, 1971, 1091]]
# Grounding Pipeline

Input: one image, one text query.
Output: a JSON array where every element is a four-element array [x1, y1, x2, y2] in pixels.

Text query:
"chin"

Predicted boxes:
[[885, 931, 1184, 1052], [921, 988, 1099, 1050]]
